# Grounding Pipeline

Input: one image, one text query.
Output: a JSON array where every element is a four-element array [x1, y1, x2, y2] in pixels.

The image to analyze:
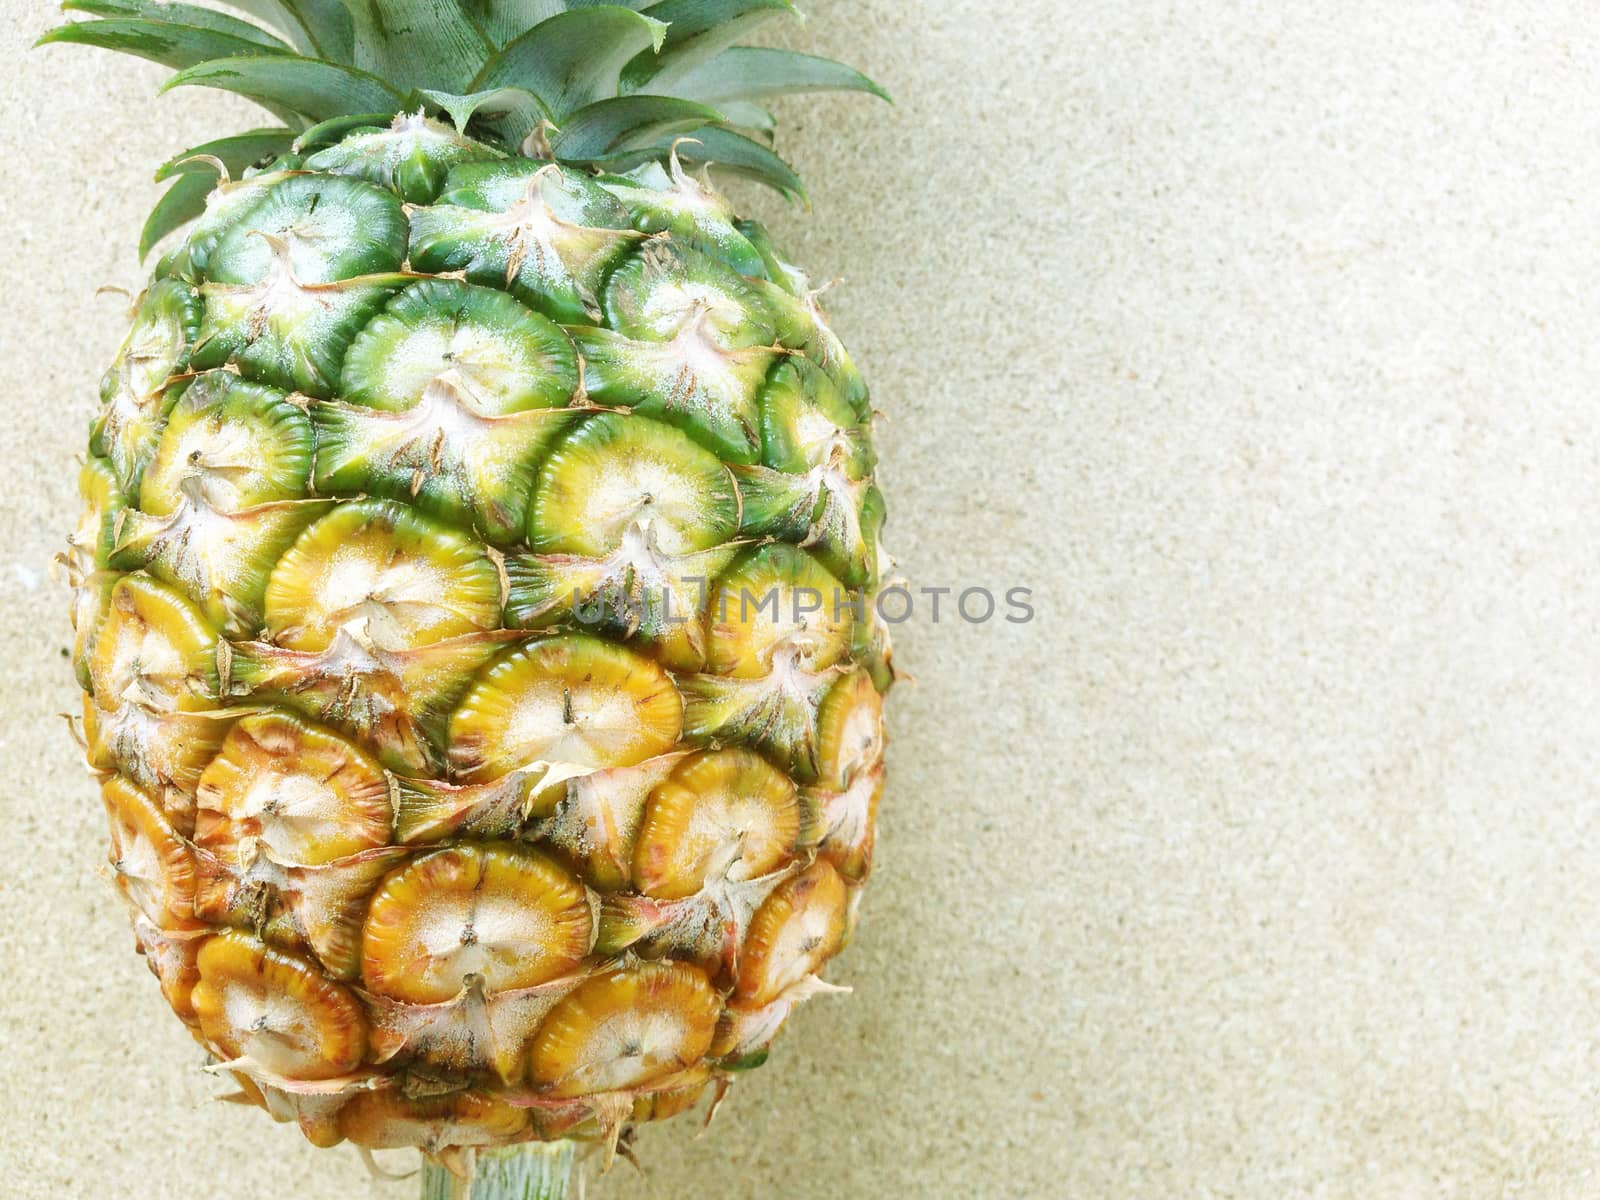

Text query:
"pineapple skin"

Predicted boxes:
[[67, 115, 891, 1158]]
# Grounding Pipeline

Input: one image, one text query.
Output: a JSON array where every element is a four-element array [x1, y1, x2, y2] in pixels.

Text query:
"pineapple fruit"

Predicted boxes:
[[45, 0, 891, 1181]]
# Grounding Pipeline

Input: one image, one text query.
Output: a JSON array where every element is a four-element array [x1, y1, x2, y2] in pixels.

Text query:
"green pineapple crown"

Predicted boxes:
[[38, 0, 886, 256]]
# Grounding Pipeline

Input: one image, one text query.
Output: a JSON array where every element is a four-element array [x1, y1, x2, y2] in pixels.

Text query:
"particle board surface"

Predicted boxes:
[[5, 2, 1600, 1196]]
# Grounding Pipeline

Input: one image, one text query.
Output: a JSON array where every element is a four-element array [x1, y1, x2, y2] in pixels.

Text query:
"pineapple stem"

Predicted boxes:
[[421, 1142, 576, 1200]]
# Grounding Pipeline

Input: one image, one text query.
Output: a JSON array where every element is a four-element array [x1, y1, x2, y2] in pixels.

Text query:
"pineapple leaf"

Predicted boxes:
[[461, 0, 564, 45], [625, 0, 795, 92], [714, 99, 774, 136], [339, 0, 495, 93], [153, 126, 296, 179], [471, 6, 666, 122], [612, 124, 805, 199], [665, 47, 889, 105], [680, 125, 804, 197], [163, 54, 402, 124], [140, 170, 217, 259], [293, 111, 395, 150], [549, 95, 722, 161], [37, 17, 291, 70], [417, 86, 548, 144], [61, 0, 293, 50], [44, 0, 880, 200], [212, 0, 354, 62], [143, 126, 298, 257]]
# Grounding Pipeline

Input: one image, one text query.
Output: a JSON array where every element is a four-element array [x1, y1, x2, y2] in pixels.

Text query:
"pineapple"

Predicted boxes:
[[43, 0, 891, 1189]]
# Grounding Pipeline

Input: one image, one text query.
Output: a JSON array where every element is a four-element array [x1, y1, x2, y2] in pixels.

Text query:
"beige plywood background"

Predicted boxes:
[[6, 1, 1600, 1195]]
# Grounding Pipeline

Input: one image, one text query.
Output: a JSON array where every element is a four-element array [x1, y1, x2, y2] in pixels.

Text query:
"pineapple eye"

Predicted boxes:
[[194, 711, 392, 867], [407, 161, 638, 326], [106, 373, 327, 639], [504, 411, 748, 671], [448, 634, 683, 782], [93, 277, 201, 494], [570, 240, 786, 466], [302, 113, 498, 204], [603, 241, 776, 349], [137, 372, 314, 516], [192, 931, 368, 1080], [599, 158, 769, 279], [706, 543, 854, 678], [69, 566, 116, 694], [82, 577, 226, 810], [572, 322, 778, 466], [815, 670, 888, 792], [338, 1090, 528, 1152], [102, 776, 199, 932], [729, 356, 885, 588], [807, 670, 889, 880], [260, 499, 501, 653], [756, 356, 873, 476], [733, 861, 850, 1008], [633, 748, 801, 900], [359, 844, 591, 1004], [528, 412, 740, 557], [339, 279, 577, 415], [806, 766, 884, 885], [87, 574, 216, 713], [204, 175, 407, 287], [311, 279, 580, 544], [70, 456, 123, 576], [528, 962, 721, 1097]]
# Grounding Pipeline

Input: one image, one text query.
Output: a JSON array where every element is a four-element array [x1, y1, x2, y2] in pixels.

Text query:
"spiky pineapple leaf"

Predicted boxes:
[[624, 0, 795, 92], [164, 54, 401, 124], [141, 170, 216, 258], [673, 124, 804, 196], [342, 0, 494, 93], [417, 86, 548, 145], [715, 99, 775, 135], [460, 0, 669, 47], [471, 7, 666, 122], [44, 0, 879, 200], [611, 124, 804, 198], [212, 0, 353, 61], [154, 126, 296, 179], [666, 47, 889, 105], [462, 0, 564, 45], [637, 0, 794, 47], [292, 111, 394, 150], [37, 17, 290, 70], [549, 95, 721, 161], [62, 0, 293, 49], [143, 126, 298, 258]]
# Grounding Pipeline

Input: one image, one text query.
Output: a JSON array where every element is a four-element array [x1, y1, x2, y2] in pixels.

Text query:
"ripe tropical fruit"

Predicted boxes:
[[44, 0, 892, 1184]]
